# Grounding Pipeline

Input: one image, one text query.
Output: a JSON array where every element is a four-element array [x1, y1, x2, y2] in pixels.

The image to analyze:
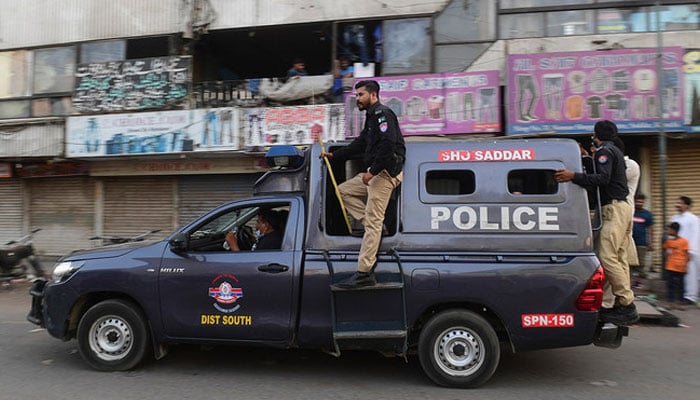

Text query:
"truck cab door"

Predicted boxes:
[[158, 198, 301, 342]]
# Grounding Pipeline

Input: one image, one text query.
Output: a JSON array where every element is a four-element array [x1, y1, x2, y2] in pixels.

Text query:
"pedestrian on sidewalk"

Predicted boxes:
[[633, 194, 655, 278], [671, 196, 700, 306], [663, 222, 689, 306]]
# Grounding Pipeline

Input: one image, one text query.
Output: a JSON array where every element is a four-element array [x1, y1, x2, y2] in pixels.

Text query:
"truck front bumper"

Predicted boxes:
[[27, 279, 47, 326], [27, 278, 78, 340]]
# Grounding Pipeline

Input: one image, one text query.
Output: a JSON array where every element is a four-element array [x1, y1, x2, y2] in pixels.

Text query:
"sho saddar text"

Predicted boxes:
[[439, 149, 534, 162], [431, 206, 559, 231]]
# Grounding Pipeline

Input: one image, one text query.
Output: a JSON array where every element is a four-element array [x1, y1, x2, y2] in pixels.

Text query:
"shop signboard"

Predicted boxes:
[[72, 56, 191, 113], [345, 71, 501, 137], [684, 49, 700, 133], [242, 104, 345, 147], [0, 162, 12, 178], [66, 108, 240, 157], [507, 47, 685, 135]]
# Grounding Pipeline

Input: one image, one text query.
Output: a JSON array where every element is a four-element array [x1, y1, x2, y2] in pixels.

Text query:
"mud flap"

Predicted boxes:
[[593, 322, 628, 349]]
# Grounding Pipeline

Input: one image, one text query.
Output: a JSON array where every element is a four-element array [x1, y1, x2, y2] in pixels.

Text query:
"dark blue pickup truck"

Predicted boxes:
[[28, 139, 625, 388]]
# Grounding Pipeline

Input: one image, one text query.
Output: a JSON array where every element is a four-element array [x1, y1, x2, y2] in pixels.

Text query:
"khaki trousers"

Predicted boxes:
[[598, 200, 635, 307], [339, 170, 403, 273]]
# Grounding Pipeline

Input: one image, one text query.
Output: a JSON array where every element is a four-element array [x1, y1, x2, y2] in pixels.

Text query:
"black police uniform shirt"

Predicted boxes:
[[253, 230, 283, 251], [571, 140, 628, 205], [332, 101, 406, 177]]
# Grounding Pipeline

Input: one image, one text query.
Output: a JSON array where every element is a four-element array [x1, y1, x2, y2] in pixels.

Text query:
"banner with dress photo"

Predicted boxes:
[[345, 71, 501, 137], [507, 47, 685, 135]]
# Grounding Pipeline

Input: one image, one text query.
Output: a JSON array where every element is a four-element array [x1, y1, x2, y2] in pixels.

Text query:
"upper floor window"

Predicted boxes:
[[0, 36, 172, 121], [499, 1, 700, 39], [500, 0, 591, 8]]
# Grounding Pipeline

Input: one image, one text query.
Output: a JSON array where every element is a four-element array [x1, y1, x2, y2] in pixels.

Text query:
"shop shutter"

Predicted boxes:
[[649, 137, 700, 269], [178, 173, 262, 226], [102, 176, 176, 241], [0, 179, 23, 244], [27, 176, 95, 257]]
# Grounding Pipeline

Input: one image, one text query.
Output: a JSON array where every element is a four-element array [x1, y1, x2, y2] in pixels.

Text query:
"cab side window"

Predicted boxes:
[[187, 203, 290, 252], [426, 170, 475, 195], [507, 169, 558, 195]]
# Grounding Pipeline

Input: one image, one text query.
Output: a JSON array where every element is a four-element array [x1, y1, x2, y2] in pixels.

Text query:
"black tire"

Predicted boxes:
[[77, 300, 149, 371], [418, 310, 500, 388]]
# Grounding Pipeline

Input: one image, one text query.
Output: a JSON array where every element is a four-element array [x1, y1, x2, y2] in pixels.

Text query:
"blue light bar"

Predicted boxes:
[[265, 145, 305, 168]]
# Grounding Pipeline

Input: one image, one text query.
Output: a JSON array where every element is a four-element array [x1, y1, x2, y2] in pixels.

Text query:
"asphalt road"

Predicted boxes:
[[2, 280, 699, 400]]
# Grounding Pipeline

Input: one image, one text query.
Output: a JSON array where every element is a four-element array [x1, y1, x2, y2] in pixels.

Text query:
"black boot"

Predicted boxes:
[[599, 303, 639, 326], [335, 272, 376, 288]]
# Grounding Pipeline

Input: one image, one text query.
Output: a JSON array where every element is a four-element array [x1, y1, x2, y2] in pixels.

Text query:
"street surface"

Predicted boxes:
[[2, 280, 699, 400]]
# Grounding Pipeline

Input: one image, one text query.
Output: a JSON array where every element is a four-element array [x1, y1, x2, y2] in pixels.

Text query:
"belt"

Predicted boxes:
[[602, 199, 626, 206]]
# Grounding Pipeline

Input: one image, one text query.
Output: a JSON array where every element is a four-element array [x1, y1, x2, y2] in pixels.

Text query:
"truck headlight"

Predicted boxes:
[[52, 261, 83, 283]]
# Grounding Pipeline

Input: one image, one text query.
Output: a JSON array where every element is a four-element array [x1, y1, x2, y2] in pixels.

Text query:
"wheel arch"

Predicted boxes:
[[409, 302, 514, 353], [67, 292, 154, 343]]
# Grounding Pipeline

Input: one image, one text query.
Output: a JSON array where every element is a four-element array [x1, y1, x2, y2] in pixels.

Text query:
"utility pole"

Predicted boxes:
[[655, 1, 668, 268]]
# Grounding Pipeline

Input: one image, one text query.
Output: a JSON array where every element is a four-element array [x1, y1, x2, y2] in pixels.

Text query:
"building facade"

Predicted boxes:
[[1, 0, 699, 257]]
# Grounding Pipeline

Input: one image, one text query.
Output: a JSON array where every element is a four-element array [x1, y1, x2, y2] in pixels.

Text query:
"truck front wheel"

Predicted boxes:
[[418, 310, 500, 388], [77, 300, 149, 371]]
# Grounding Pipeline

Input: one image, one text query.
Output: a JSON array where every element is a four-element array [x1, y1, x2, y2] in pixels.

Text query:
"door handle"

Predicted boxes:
[[258, 263, 289, 273]]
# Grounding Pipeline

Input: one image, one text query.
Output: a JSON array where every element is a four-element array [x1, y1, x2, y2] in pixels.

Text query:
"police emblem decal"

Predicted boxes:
[[379, 122, 388, 132], [209, 274, 244, 313], [597, 154, 608, 164]]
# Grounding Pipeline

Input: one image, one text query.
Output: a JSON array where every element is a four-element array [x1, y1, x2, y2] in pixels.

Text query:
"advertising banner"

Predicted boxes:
[[72, 56, 191, 113], [345, 71, 501, 137], [0, 162, 12, 178], [242, 104, 345, 147], [66, 108, 240, 157], [507, 47, 685, 135], [684, 49, 700, 133]]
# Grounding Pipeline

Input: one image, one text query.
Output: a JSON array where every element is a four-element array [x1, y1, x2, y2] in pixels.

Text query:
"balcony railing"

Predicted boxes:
[[192, 75, 338, 108]]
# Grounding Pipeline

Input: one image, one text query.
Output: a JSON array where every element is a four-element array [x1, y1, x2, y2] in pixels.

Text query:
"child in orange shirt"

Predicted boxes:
[[663, 222, 689, 304]]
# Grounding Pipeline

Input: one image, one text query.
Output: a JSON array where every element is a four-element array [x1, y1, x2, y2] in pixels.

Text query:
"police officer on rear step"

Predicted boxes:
[[554, 120, 638, 326]]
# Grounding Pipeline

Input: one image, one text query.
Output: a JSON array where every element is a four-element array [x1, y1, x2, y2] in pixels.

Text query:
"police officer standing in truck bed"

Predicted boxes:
[[554, 120, 638, 326], [321, 80, 406, 288]]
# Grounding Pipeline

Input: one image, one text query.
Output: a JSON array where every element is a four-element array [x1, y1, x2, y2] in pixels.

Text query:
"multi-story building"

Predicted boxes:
[[1, 0, 699, 257]]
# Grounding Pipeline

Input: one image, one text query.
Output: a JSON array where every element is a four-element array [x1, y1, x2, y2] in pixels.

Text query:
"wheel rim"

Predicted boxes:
[[433, 326, 485, 376], [88, 315, 133, 362]]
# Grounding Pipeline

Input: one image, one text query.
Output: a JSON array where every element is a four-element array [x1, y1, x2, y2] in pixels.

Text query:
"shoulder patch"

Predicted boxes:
[[597, 154, 609, 164], [377, 115, 387, 123], [379, 122, 389, 132]]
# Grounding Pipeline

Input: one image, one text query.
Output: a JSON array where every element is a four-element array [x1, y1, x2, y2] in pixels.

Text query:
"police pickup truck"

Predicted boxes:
[[28, 139, 626, 388]]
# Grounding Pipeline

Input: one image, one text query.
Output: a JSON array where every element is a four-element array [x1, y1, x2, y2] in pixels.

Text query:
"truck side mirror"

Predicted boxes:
[[168, 233, 189, 254]]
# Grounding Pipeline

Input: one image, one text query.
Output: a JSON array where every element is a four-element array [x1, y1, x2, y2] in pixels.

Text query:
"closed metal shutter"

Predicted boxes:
[[27, 177, 95, 256], [178, 173, 262, 226], [650, 138, 700, 269], [0, 179, 23, 244], [102, 177, 176, 241]]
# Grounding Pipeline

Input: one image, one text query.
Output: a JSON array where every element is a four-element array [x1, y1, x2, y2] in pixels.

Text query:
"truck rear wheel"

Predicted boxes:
[[418, 310, 500, 388], [77, 300, 149, 371]]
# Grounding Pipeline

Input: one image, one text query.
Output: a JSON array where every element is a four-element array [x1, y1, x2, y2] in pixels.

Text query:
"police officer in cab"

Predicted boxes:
[[321, 80, 406, 288], [554, 120, 638, 326]]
